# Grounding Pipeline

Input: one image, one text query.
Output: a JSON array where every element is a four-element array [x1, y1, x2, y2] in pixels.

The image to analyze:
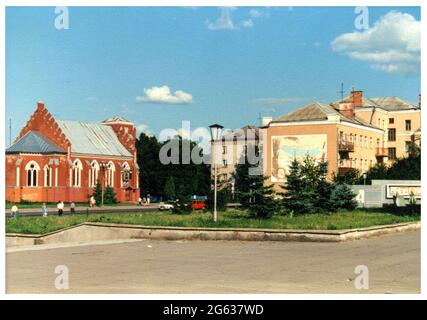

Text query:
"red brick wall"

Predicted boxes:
[[16, 102, 71, 152], [6, 153, 139, 203], [6, 103, 140, 203], [103, 123, 137, 154]]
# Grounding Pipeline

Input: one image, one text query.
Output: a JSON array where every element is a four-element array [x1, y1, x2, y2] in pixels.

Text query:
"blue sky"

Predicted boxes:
[[6, 6, 421, 146]]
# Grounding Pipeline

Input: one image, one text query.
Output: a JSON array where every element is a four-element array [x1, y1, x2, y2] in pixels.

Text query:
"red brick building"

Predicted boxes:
[[6, 102, 140, 203]]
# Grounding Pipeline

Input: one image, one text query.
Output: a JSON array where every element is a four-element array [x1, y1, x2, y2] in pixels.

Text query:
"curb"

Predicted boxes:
[[6, 221, 421, 247]]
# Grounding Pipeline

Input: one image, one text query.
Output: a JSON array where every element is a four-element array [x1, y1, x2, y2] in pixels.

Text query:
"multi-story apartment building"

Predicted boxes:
[[261, 90, 420, 190], [337, 93, 421, 164], [210, 125, 260, 193]]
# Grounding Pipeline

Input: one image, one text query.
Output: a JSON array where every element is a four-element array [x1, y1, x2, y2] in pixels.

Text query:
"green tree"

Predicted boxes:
[[234, 159, 254, 208], [234, 145, 278, 218], [330, 184, 357, 210], [92, 180, 102, 206], [206, 187, 231, 212], [282, 156, 333, 214], [315, 160, 333, 211], [245, 178, 278, 218], [135, 133, 211, 201], [92, 181, 117, 205], [333, 168, 362, 185], [280, 158, 305, 214], [136, 132, 162, 197], [388, 155, 421, 180], [163, 176, 176, 200], [364, 163, 388, 184], [104, 185, 117, 204]]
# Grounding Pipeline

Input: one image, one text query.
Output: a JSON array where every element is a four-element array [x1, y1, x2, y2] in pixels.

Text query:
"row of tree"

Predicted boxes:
[[233, 149, 357, 218], [135, 132, 211, 202]]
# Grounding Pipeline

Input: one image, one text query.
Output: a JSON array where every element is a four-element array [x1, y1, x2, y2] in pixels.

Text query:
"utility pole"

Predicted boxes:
[[338, 82, 344, 102]]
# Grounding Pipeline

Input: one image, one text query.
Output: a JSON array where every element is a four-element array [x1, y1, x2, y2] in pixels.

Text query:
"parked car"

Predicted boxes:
[[191, 199, 206, 210], [158, 202, 174, 211]]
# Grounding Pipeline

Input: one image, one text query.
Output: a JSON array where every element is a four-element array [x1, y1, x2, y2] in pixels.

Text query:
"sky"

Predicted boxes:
[[5, 6, 421, 150]]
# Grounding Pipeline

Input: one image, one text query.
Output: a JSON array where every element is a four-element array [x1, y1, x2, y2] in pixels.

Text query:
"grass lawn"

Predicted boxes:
[[5, 210, 420, 235]]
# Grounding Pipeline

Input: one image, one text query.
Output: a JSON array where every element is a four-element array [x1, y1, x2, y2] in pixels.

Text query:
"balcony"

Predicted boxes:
[[338, 141, 354, 153], [338, 167, 353, 176], [375, 147, 388, 158]]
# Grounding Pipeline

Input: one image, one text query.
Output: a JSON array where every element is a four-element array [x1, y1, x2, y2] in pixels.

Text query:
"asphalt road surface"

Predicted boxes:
[[6, 230, 420, 294]]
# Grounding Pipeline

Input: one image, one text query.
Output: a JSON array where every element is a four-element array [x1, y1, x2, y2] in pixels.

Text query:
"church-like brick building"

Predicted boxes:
[[6, 102, 140, 203]]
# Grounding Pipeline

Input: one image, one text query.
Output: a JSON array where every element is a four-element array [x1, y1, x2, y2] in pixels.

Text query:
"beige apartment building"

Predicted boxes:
[[211, 126, 260, 192], [262, 90, 420, 191], [211, 90, 420, 192], [341, 94, 421, 163]]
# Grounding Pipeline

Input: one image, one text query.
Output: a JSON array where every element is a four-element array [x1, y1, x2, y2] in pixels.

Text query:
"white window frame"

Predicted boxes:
[[25, 160, 40, 187]]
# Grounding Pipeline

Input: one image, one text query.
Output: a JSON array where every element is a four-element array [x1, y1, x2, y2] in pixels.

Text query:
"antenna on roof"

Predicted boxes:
[[338, 82, 344, 102], [9, 118, 12, 147]]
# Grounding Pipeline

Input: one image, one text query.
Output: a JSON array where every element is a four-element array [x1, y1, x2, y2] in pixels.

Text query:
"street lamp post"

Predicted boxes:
[[100, 162, 108, 207], [363, 172, 367, 186], [209, 123, 224, 222]]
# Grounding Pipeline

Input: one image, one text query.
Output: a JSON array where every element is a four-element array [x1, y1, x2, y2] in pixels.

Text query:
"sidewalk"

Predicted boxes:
[[6, 204, 158, 217]]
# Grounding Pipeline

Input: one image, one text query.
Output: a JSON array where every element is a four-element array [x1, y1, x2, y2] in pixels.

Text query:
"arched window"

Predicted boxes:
[[121, 162, 131, 187], [25, 161, 40, 187], [44, 165, 52, 187], [89, 160, 99, 187], [107, 161, 115, 187], [72, 159, 83, 187]]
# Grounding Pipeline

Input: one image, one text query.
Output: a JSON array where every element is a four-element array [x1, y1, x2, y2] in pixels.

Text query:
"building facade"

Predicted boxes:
[[262, 90, 420, 191], [211, 126, 260, 194], [5, 102, 140, 203]]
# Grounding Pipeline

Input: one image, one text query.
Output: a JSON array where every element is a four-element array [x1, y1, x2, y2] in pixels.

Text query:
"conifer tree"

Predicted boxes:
[[234, 145, 279, 218], [330, 184, 357, 210], [104, 185, 117, 204], [92, 180, 102, 206], [281, 158, 305, 214]]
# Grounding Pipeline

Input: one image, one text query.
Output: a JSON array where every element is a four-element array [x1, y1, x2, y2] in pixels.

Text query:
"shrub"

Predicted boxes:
[[330, 184, 357, 210]]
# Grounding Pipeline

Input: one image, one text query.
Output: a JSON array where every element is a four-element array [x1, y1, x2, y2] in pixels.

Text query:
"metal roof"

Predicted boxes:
[[102, 116, 132, 123], [57, 120, 132, 157], [369, 97, 417, 111], [273, 102, 334, 122], [222, 125, 260, 141], [6, 131, 66, 154], [334, 96, 417, 111], [272, 102, 381, 130]]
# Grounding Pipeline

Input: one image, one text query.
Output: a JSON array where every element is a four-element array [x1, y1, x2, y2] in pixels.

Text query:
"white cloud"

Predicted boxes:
[[241, 19, 254, 28], [313, 41, 321, 47], [136, 85, 193, 105], [136, 124, 153, 137], [331, 11, 420, 75], [252, 97, 304, 105], [206, 7, 236, 30], [249, 9, 263, 18]]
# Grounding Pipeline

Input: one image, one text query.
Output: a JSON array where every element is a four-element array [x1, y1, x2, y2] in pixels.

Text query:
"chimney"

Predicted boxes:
[[261, 116, 273, 127], [350, 90, 363, 107], [337, 102, 355, 118], [37, 101, 45, 109]]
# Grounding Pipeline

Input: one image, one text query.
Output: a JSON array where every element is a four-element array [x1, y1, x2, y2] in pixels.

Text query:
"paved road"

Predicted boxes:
[[6, 230, 420, 294], [5, 205, 159, 217]]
